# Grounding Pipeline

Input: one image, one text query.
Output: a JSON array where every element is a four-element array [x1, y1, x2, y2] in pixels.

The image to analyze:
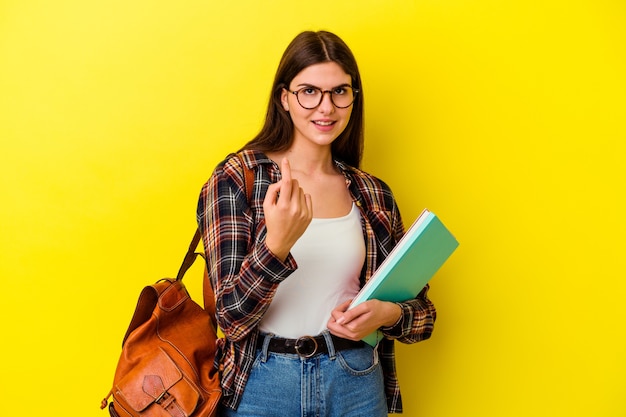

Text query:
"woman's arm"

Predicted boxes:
[[380, 285, 436, 343], [326, 287, 435, 344], [197, 157, 312, 342], [382, 200, 437, 343], [197, 158, 296, 341], [327, 180, 436, 343], [380, 198, 437, 343]]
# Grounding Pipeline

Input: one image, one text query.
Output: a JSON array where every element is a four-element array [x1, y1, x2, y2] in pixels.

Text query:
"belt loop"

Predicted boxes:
[[259, 333, 273, 363], [321, 331, 336, 359], [372, 342, 379, 365]]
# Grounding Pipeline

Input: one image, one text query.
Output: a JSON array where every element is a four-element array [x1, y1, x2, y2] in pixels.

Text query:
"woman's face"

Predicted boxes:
[[281, 61, 353, 151]]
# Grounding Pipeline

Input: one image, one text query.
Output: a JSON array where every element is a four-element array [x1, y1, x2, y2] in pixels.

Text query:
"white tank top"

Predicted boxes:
[[259, 203, 365, 338]]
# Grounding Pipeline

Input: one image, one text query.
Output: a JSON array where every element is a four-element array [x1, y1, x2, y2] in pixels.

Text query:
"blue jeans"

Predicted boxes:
[[221, 331, 387, 417]]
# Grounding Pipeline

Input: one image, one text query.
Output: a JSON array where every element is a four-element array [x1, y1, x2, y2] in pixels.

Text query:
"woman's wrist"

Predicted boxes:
[[264, 236, 290, 262], [381, 302, 403, 328]]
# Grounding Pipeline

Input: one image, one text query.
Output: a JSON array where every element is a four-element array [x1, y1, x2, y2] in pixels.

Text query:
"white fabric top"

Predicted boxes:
[[259, 203, 365, 338]]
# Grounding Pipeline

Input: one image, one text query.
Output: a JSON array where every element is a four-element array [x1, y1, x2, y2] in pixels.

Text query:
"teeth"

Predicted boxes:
[[314, 121, 333, 126]]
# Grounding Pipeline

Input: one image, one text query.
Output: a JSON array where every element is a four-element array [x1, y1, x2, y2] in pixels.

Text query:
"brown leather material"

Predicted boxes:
[[102, 153, 255, 417], [103, 277, 221, 417]]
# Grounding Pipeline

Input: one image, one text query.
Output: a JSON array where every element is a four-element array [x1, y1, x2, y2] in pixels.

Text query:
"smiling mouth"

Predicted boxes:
[[313, 120, 335, 126]]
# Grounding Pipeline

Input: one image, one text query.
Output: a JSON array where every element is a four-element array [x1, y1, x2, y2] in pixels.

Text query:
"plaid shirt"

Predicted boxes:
[[197, 150, 436, 413]]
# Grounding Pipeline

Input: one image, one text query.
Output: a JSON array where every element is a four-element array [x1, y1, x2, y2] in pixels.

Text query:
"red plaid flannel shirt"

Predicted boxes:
[[197, 150, 436, 413]]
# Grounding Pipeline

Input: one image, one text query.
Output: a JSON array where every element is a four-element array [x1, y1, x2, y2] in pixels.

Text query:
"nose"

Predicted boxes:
[[317, 91, 335, 113]]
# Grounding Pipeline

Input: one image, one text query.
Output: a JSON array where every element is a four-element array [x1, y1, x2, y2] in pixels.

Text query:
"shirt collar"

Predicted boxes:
[[239, 149, 357, 177]]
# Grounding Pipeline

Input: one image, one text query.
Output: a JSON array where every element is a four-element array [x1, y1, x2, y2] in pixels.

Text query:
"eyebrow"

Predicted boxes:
[[295, 82, 352, 89]]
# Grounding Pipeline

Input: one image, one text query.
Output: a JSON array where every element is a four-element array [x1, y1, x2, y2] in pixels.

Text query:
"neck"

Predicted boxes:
[[273, 144, 336, 176]]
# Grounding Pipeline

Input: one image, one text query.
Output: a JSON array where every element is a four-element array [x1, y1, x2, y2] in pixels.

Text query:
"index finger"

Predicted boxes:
[[336, 300, 363, 325]]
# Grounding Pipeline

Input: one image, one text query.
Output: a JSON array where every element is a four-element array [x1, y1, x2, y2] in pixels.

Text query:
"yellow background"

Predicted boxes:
[[1, 0, 624, 416]]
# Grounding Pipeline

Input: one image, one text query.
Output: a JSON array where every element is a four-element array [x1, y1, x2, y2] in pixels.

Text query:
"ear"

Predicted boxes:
[[280, 88, 290, 111]]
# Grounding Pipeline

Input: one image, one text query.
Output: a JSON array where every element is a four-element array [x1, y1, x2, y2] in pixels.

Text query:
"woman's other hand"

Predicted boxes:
[[327, 299, 402, 341]]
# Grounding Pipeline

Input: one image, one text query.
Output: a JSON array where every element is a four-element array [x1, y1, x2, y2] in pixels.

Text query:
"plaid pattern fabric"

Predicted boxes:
[[197, 150, 436, 413]]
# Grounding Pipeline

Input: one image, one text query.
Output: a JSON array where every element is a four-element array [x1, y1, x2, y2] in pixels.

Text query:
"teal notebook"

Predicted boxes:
[[349, 209, 459, 346]]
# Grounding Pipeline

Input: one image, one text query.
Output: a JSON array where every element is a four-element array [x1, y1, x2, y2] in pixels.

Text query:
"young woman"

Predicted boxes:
[[197, 30, 436, 416]]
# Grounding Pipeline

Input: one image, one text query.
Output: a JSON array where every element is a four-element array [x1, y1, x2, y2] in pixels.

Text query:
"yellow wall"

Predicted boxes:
[[1, 1, 624, 416]]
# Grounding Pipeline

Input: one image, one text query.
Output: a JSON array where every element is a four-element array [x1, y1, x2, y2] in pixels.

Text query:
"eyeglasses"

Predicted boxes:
[[286, 85, 359, 109]]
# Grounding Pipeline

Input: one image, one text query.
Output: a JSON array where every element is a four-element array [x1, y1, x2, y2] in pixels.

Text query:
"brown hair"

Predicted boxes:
[[241, 31, 364, 168]]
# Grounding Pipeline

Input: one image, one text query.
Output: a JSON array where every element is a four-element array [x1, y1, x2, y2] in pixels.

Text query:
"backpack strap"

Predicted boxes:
[[176, 153, 254, 282], [240, 153, 255, 202], [176, 153, 255, 319], [176, 229, 203, 281]]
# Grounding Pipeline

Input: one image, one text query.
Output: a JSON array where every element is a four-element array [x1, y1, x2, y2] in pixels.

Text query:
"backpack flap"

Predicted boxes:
[[114, 347, 200, 414]]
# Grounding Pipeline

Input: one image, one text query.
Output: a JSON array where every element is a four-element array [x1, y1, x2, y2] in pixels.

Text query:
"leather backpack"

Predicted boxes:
[[100, 230, 221, 417], [101, 154, 254, 417]]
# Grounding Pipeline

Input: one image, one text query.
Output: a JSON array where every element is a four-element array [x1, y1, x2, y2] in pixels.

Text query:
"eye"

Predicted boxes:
[[301, 87, 318, 95], [333, 87, 348, 95]]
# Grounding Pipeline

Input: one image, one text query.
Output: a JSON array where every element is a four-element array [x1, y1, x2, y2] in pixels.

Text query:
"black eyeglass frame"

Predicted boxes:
[[285, 86, 360, 110]]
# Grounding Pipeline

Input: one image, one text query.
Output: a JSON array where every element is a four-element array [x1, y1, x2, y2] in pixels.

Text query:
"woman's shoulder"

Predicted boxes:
[[337, 161, 397, 211], [214, 150, 272, 177], [338, 161, 393, 193], [219, 149, 266, 169]]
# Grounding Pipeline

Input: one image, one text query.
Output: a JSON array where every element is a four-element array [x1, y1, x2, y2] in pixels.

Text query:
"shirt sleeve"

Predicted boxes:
[[380, 285, 436, 343], [380, 198, 437, 343], [197, 158, 297, 341]]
